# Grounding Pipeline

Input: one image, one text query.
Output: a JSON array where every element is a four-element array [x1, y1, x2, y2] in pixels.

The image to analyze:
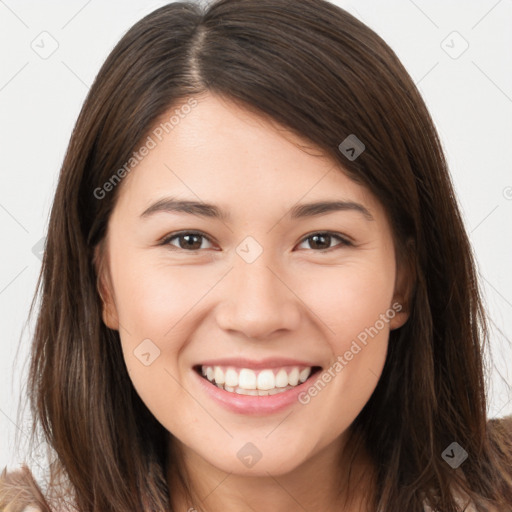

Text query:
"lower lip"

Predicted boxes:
[[193, 368, 320, 415]]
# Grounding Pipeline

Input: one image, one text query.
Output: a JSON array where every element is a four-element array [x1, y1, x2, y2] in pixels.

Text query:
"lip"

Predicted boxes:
[[192, 364, 322, 415], [196, 357, 319, 370]]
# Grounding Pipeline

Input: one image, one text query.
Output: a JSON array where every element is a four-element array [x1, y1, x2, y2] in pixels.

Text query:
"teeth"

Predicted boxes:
[[225, 368, 239, 388], [235, 388, 259, 396], [199, 365, 315, 393], [239, 369, 257, 390], [299, 368, 311, 383], [288, 368, 299, 386], [275, 369, 288, 388], [214, 366, 225, 385], [257, 369, 275, 390]]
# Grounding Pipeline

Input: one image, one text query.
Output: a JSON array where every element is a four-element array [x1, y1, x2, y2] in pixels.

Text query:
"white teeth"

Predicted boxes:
[[288, 368, 299, 386], [257, 369, 275, 390], [199, 364, 316, 394], [275, 369, 288, 388], [214, 366, 225, 385], [238, 369, 257, 390], [225, 368, 238, 388], [235, 388, 259, 396], [299, 368, 311, 383]]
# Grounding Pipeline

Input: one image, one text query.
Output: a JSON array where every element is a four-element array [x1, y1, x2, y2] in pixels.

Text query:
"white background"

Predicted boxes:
[[1, 0, 511, 470]]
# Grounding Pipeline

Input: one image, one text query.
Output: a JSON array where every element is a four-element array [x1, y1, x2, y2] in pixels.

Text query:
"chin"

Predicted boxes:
[[196, 438, 310, 477]]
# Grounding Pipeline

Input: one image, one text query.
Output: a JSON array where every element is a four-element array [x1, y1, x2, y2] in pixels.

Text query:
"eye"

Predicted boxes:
[[161, 231, 215, 251], [160, 230, 352, 252], [296, 232, 352, 252]]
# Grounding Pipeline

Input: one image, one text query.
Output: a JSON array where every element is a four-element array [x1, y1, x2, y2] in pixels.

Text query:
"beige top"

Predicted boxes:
[[5, 475, 498, 512], [423, 486, 503, 512], [423, 495, 477, 512], [18, 498, 483, 512], [18, 494, 483, 512], [15, 497, 497, 511]]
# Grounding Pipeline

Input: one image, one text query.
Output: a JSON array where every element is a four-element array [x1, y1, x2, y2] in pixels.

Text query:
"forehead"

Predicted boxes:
[[113, 92, 383, 222]]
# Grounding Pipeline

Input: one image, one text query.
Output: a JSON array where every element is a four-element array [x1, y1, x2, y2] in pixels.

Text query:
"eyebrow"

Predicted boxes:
[[140, 197, 374, 221]]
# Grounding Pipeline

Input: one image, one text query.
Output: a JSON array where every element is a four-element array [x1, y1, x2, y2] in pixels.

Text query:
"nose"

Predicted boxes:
[[216, 254, 301, 340]]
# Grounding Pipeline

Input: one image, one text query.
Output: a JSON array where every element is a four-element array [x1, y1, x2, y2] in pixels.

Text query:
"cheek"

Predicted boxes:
[[109, 255, 220, 407], [109, 256, 201, 425], [299, 261, 395, 405], [301, 259, 396, 341], [110, 251, 218, 340], [294, 288, 393, 440]]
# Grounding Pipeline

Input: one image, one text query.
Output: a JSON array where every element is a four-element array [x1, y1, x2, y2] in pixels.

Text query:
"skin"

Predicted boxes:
[[96, 91, 412, 512]]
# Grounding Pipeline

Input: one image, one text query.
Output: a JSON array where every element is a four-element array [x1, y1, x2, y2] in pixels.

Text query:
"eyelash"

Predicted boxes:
[[160, 230, 353, 253]]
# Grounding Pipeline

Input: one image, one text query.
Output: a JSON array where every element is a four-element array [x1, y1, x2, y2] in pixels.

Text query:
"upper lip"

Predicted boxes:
[[195, 357, 322, 369]]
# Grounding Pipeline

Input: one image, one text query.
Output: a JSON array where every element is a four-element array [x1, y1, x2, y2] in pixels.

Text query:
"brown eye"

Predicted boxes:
[[297, 232, 352, 251], [162, 232, 214, 251]]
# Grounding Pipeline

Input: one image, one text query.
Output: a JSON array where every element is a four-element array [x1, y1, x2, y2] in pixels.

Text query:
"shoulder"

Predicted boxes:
[[450, 415, 512, 512], [487, 414, 512, 438], [0, 464, 46, 512], [423, 488, 499, 512], [487, 414, 512, 475], [451, 487, 503, 512], [423, 416, 512, 512]]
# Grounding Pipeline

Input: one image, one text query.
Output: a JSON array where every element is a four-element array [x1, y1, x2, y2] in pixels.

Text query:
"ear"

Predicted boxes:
[[93, 241, 119, 331], [389, 238, 415, 331]]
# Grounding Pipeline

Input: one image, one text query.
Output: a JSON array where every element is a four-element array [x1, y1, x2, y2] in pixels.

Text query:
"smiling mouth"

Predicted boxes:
[[193, 364, 322, 396]]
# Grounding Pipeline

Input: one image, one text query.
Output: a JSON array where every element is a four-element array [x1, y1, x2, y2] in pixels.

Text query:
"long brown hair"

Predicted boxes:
[[2, 0, 511, 510]]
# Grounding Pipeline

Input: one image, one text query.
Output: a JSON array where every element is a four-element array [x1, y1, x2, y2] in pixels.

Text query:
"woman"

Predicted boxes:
[[1, 0, 511, 510]]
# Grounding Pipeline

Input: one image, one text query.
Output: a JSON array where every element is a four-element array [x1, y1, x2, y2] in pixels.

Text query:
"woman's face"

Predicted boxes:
[[96, 92, 410, 476]]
